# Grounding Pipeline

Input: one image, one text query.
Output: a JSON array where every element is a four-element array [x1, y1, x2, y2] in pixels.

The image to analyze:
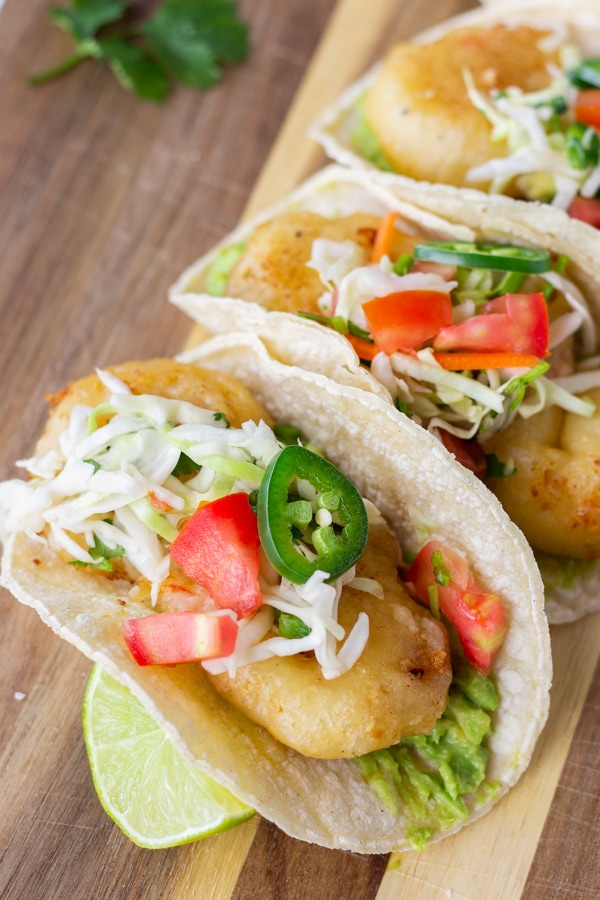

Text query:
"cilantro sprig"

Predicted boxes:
[[29, 0, 249, 102], [69, 533, 125, 572]]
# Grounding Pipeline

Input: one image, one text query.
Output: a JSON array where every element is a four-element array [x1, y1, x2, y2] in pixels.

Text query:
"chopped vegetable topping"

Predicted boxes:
[[0, 370, 383, 680], [170, 493, 262, 617], [123, 610, 238, 665], [306, 226, 599, 443], [256, 445, 369, 584], [406, 541, 507, 673], [364, 290, 452, 353]]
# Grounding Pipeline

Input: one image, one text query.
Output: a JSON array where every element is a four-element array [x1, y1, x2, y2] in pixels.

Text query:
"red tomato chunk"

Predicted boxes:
[[406, 540, 507, 672], [363, 290, 452, 354], [123, 611, 238, 666], [433, 293, 549, 357], [170, 492, 263, 617]]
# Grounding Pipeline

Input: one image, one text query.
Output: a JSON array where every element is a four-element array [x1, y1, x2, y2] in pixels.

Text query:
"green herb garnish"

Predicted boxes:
[[29, 0, 249, 102], [171, 452, 199, 478], [69, 532, 125, 572], [431, 548, 451, 587]]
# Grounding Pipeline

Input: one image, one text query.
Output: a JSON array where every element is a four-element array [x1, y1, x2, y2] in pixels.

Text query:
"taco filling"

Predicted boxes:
[[358, 23, 600, 225], [0, 356, 522, 850], [198, 207, 600, 595]]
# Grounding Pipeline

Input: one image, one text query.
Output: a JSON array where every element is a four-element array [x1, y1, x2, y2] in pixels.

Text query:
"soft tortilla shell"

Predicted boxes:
[[2, 335, 551, 852], [170, 166, 600, 621]]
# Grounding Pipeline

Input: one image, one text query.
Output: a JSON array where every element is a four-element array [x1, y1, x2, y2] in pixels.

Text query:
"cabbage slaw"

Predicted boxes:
[[463, 44, 600, 207], [0, 369, 384, 680], [307, 240, 600, 442]]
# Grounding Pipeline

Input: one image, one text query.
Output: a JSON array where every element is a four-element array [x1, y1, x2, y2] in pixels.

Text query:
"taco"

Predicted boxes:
[[309, 0, 600, 230], [170, 166, 600, 623], [0, 343, 550, 853]]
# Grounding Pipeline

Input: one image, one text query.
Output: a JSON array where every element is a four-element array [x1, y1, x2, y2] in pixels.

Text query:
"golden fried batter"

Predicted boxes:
[[226, 210, 418, 313], [486, 388, 600, 560], [207, 523, 451, 759], [365, 25, 559, 186]]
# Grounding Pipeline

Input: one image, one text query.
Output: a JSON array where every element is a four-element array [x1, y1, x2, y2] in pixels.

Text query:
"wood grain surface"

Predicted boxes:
[[1, 1, 599, 898]]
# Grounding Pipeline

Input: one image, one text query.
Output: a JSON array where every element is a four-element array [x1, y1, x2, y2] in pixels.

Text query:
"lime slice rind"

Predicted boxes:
[[83, 664, 255, 849]]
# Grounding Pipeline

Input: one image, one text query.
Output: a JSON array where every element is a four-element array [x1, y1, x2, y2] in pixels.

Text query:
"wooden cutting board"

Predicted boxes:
[[1, 1, 599, 898]]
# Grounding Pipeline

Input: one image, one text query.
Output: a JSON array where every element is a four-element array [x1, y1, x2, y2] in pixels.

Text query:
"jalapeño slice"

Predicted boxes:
[[413, 241, 551, 274], [257, 445, 369, 584]]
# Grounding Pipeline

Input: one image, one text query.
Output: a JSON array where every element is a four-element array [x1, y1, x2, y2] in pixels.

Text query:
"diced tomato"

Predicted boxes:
[[568, 195, 600, 229], [406, 540, 507, 672], [433, 292, 549, 357], [363, 290, 452, 354], [123, 611, 238, 666], [170, 493, 262, 617], [439, 431, 487, 480], [574, 89, 600, 129]]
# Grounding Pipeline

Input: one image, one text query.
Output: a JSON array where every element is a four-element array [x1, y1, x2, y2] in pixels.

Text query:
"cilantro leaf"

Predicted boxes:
[[69, 532, 125, 572], [142, 0, 249, 89], [29, 0, 249, 101], [100, 38, 170, 101], [485, 454, 516, 479], [431, 549, 452, 587], [51, 0, 130, 41], [171, 451, 200, 478]]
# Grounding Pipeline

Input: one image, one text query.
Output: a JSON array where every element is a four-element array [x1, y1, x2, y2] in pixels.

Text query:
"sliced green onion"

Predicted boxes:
[[393, 253, 413, 276], [414, 241, 551, 274]]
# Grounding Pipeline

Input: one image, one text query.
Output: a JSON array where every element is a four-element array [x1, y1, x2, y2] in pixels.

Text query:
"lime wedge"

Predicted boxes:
[[83, 664, 255, 848]]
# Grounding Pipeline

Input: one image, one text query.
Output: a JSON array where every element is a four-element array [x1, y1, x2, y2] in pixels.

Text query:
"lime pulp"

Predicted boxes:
[[83, 664, 255, 849]]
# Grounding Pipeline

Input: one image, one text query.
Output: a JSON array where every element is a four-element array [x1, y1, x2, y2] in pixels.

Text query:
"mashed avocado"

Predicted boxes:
[[536, 549, 599, 593], [205, 241, 247, 296], [349, 95, 395, 172], [355, 665, 501, 851]]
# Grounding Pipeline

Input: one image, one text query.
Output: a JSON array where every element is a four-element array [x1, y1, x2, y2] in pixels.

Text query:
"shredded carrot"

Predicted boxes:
[[371, 211, 399, 263], [433, 352, 540, 371], [347, 334, 379, 361]]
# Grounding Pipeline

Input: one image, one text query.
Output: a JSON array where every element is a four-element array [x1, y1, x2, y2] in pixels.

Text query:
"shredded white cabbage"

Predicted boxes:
[[0, 370, 383, 679], [306, 235, 598, 441], [462, 66, 600, 208]]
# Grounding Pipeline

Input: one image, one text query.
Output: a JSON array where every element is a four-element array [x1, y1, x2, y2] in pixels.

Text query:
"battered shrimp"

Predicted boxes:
[[226, 210, 419, 313], [207, 523, 451, 759], [364, 26, 559, 186], [485, 388, 600, 560]]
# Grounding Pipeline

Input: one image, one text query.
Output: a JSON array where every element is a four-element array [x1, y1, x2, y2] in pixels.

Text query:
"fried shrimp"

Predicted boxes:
[[206, 523, 451, 759], [364, 25, 559, 187], [485, 388, 600, 560], [226, 210, 418, 313]]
